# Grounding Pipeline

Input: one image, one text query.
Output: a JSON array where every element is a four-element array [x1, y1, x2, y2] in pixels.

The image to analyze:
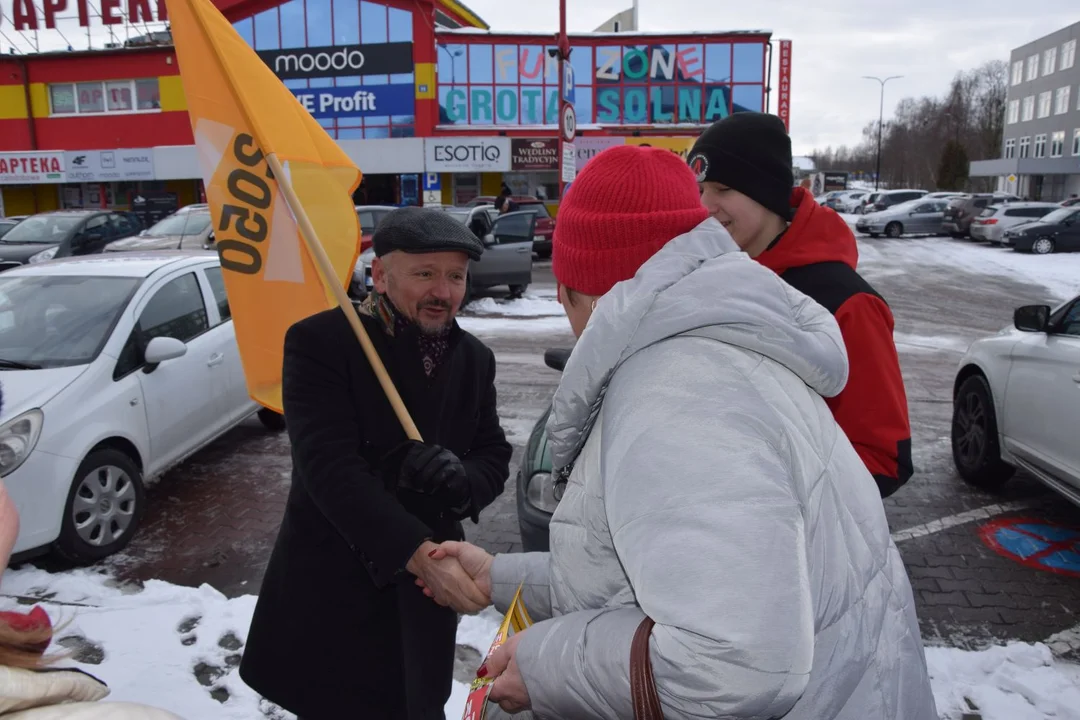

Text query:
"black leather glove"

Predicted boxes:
[[393, 442, 473, 518]]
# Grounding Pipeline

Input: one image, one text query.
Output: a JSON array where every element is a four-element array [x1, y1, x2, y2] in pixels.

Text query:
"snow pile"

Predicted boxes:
[[457, 292, 572, 336], [927, 642, 1080, 720], [465, 295, 564, 318], [5, 565, 1080, 720]]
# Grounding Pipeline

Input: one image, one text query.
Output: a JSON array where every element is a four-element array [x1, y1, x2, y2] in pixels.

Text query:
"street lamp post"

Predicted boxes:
[[863, 75, 902, 191]]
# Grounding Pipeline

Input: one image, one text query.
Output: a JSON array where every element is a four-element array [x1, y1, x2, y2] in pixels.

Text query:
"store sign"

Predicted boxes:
[[575, 136, 624, 166], [64, 149, 154, 182], [777, 40, 792, 131], [625, 136, 696, 160], [292, 85, 414, 120], [597, 86, 732, 124], [561, 143, 576, 183], [511, 139, 559, 171], [0, 0, 168, 30], [258, 42, 413, 81], [823, 172, 847, 192], [424, 138, 510, 172], [0, 151, 65, 184]]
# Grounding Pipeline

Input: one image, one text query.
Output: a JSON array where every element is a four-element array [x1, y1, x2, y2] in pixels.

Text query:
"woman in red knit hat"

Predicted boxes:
[[425, 145, 935, 720]]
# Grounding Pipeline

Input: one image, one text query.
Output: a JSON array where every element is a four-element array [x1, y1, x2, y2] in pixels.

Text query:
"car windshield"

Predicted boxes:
[[980, 206, 1001, 217], [146, 212, 211, 236], [443, 210, 471, 224], [519, 202, 551, 218], [357, 210, 387, 232], [0, 275, 139, 369], [0, 215, 81, 244], [1038, 208, 1077, 224]]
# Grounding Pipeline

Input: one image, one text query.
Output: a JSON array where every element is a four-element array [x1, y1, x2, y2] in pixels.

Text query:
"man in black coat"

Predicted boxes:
[[239, 207, 513, 719]]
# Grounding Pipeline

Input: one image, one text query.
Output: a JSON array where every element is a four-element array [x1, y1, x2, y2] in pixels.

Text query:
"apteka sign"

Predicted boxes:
[[0, 0, 169, 30]]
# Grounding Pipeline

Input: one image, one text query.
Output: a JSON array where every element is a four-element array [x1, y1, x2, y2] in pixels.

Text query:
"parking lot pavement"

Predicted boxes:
[[96, 247, 1080, 654]]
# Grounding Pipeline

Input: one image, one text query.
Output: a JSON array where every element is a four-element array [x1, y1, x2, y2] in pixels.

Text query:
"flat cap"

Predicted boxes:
[[372, 206, 484, 261]]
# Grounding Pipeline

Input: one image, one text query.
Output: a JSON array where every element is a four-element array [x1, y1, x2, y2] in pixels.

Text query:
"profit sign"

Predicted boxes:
[[1, 0, 168, 30], [257, 42, 413, 81], [214, 133, 276, 276]]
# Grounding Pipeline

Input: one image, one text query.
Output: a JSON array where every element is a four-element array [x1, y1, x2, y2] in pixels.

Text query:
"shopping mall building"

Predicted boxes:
[[0, 0, 788, 218]]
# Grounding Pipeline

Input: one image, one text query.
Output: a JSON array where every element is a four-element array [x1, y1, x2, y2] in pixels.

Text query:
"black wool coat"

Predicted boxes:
[[239, 308, 512, 718]]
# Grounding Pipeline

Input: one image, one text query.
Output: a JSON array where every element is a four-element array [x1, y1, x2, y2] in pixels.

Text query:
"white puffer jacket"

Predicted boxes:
[[489, 218, 937, 719], [0, 666, 182, 719]]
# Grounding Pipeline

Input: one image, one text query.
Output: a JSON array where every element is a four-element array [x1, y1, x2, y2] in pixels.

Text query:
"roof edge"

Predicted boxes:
[[439, 0, 489, 30]]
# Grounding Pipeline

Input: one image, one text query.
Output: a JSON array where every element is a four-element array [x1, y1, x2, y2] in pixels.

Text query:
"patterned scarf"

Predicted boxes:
[[360, 291, 451, 377]]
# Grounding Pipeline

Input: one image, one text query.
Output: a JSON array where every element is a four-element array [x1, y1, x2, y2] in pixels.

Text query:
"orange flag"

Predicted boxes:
[[166, 0, 363, 414]]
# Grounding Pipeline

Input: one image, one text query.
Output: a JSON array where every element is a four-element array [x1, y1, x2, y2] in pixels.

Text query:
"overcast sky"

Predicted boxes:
[[1, 0, 1076, 154]]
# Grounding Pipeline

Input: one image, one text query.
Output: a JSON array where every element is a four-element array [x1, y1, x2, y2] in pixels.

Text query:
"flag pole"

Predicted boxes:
[[264, 152, 423, 442]]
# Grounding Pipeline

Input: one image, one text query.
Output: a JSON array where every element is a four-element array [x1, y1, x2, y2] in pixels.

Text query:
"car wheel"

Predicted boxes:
[[508, 284, 528, 299], [885, 222, 903, 238], [257, 408, 286, 432], [951, 374, 1014, 490], [1032, 237, 1055, 255], [54, 449, 145, 564]]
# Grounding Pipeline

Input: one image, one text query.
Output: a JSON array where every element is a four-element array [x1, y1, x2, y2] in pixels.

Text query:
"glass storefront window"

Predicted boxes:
[[570, 46, 592, 89], [333, 0, 359, 44], [733, 43, 764, 82], [77, 82, 104, 113], [234, 17, 254, 46], [469, 44, 493, 83], [677, 44, 705, 82], [518, 45, 547, 85], [280, 0, 305, 48], [361, 1, 387, 43], [704, 43, 731, 83], [305, 0, 331, 46], [106, 81, 132, 112], [388, 7, 412, 42], [49, 85, 76, 114], [494, 45, 517, 83], [135, 79, 160, 109], [732, 84, 763, 113], [439, 44, 467, 84], [494, 86, 518, 125], [253, 7, 279, 50]]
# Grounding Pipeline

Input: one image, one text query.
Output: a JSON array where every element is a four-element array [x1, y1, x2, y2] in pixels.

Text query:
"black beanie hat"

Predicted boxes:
[[687, 112, 795, 220]]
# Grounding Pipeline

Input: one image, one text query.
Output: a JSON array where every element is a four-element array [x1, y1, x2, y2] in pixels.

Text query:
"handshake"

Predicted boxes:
[[406, 540, 494, 614]]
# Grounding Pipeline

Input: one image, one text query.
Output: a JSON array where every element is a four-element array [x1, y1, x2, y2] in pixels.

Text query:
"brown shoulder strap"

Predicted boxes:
[[630, 616, 664, 720]]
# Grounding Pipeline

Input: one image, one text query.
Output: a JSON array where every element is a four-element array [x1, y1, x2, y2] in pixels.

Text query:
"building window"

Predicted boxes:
[[1004, 138, 1016, 159], [48, 79, 161, 116], [1038, 91, 1052, 118], [1055, 86, 1072, 115], [1050, 130, 1065, 158], [1012, 60, 1023, 85], [1034, 133, 1047, 158], [1027, 54, 1039, 81], [1073, 128, 1080, 156], [1019, 136, 1031, 158], [1043, 47, 1057, 75], [1022, 95, 1035, 121], [1007, 99, 1020, 124], [1063, 40, 1077, 70]]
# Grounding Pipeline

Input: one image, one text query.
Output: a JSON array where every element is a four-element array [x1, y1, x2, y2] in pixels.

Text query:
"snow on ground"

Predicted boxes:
[[4, 566, 1080, 720], [839, 214, 1080, 302], [458, 292, 572, 336], [893, 332, 973, 354]]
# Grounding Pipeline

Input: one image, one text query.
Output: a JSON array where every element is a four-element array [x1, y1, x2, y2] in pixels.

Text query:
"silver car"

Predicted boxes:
[[855, 199, 949, 238], [104, 209, 213, 252], [969, 202, 1061, 245]]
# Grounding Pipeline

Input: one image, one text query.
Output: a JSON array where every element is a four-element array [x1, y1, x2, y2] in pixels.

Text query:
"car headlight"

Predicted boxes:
[[28, 247, 58, 264], [0, 409, 44, 477], [526, 471, 563, 513]]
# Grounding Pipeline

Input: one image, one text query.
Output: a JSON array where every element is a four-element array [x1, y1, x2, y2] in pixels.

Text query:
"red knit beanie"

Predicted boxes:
[[552, 144, 710, 297]]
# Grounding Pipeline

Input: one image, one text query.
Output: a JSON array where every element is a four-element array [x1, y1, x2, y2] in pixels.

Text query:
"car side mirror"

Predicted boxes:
[[483, 232, 497, 246], [143, 336, 188, 371], [544, 347, 572, 372], [1013, 305, 1051, 332]]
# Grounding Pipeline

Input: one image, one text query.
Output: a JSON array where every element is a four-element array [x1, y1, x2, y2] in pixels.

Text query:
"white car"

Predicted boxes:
[[951, 295, 1080, 505], [0, 253, 281, 563]]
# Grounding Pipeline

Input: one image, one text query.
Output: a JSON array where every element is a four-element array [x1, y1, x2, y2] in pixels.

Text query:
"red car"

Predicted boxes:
[[466, 195, 555, 258]]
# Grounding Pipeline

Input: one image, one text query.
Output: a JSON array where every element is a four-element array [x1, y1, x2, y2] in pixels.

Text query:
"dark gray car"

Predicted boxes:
[[0, 210, 142, 271]]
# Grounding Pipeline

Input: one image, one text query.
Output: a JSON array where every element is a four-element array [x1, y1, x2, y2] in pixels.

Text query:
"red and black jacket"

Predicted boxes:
[[757, 187, 913, 497]]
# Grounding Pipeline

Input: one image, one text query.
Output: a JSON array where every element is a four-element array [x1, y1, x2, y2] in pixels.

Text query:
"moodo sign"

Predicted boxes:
[[0, 0, 168, 30], [256, 42, 413, 81]]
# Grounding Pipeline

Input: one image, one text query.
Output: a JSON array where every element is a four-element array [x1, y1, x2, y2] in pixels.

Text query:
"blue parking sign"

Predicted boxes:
[[423, 173, 441, 191], [562, 64, 576, 104]]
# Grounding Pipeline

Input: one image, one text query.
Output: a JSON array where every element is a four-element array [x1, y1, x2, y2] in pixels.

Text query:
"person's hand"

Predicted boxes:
[[397, 443, 472, 514], [483, 630, 531, 713], [406, 541, 488, 613], [418, 541, 493, 602]]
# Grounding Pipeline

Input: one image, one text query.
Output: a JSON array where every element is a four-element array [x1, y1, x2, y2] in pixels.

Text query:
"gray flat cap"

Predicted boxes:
[[372, 206, 484, 261]]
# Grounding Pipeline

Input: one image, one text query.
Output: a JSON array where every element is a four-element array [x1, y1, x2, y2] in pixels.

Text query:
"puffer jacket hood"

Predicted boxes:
[[757, 186, 859, 275], [548, 216, 848, 469]]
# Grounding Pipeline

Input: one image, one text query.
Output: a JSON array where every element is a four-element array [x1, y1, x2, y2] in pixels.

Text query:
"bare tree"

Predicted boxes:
[[809, 60, 1009, 190]]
